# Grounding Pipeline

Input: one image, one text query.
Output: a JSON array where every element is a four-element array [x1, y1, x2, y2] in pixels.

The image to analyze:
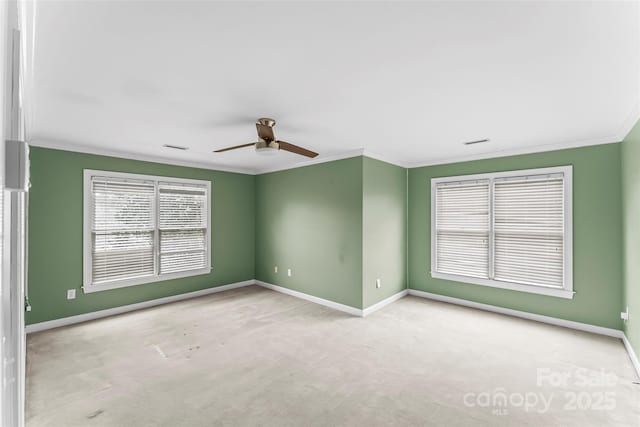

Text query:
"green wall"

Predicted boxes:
[[362, 157, 407, 308], [408, 144, 624, 329], [255, 157, 364, 309], [29, 143, 630, 332], [26, 147, 255, 324], [622, 121, 640, 355]]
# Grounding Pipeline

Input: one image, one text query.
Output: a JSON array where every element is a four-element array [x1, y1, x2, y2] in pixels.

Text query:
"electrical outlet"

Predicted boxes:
[[67, 289, 76, 300], [274, 266, 278, 273], [287, 269, 292, 277], [376, 278, 381, 289], [621, 306, 629, 322]]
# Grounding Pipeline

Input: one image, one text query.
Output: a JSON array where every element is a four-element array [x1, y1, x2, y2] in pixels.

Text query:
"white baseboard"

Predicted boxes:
[[408, 289, 640, 380], [622, 334, 640, 381], [407, 289, 624, 339], [26, 280, 403, 333], [25, 280, 255, 334], [255, 280, 364, 317], [362, 290, 408, 317], [25, 278, 640, 381]]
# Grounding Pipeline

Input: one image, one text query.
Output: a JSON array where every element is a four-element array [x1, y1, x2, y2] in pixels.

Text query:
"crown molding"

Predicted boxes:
[[404, 134, 622, 169], [29, 138, 256, 175], [28, 140, 409, 175], [253, 149, 411, 175], [29, 113, 640, 176], [405, 105, 639, 169], [361, 149, 410, 168], [253, 149, 366, 174], [614, 101, 640, 142]]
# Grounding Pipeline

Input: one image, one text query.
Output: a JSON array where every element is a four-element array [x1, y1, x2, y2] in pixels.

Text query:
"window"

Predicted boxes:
[[431, 166, 573, 299], [83, 170, 211, 293]]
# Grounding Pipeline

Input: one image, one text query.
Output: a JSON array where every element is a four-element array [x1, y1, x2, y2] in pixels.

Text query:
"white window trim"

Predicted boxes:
[[430, 165, 574, 299], [83, 169, 212, 293]]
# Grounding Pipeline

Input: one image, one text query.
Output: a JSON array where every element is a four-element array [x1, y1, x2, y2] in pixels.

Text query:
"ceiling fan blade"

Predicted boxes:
[[256, 123, 275, 142], [277, 141, 318, 158], [213, 142, 256, 153]]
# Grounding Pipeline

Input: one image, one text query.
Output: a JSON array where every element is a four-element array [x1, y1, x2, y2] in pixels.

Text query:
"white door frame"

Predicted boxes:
[[1, 1, 27, 425]]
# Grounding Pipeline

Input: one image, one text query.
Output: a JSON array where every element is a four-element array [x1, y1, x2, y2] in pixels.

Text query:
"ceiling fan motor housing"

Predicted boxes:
[[257, 118, 276, 128], [214, 117, 318, 158], [255, 140, 279, 155]]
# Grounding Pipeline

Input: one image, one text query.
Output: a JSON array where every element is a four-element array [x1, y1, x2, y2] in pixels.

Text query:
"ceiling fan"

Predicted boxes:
[[213, 118, 318, 158]]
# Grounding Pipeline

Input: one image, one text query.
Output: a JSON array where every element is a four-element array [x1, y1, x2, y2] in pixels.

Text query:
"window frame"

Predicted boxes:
[[83, 169, 212, 293], [430, 165, 573, 299]]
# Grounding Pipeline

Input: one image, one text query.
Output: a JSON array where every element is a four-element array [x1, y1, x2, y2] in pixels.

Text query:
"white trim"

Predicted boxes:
[[84, 168, 215, 186], [29, 136, 633, 176], [406, 135, 621, 169], [29, 118, 639, 176], [362, 290, 408, 317], [254, 149, 366, 174], [430, 165, 573, 299], [408, 289, 640, 380], [430, 165, 572, 185], [361, 150, 409, 168], [25, 280, 255, 333], [82, 267, 213, 294], [563, 166, 574, 293], [29, 138, 255, 175], [82, 169, 212, 293], [622, 334, 640, 380], [408, 289, 623, 338], [256, 150, 410, 175], [430, 272, 575, 299], [28, 141, 413, 176], [255, 280, 363, 317], [614, 101, 640, 144], [25, 275, 640, 381]]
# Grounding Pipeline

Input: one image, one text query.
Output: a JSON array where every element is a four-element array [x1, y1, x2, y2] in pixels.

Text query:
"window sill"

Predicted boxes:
[[82, 267, 212, 294], [430, 271, 574, 299]]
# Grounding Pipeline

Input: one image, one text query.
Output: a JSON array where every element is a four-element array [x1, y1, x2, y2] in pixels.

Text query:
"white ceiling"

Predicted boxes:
[[23, 1, 640, 174]]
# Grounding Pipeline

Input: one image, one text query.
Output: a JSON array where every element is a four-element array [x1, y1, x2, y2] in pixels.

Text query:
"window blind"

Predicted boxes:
[[431, 167, 570, 296], [494, 175, 564, 288], [91, 178, 156, 284], [434, 180, 490, 279], [158, 183, 208, 274], [87, 172, 211, 291]]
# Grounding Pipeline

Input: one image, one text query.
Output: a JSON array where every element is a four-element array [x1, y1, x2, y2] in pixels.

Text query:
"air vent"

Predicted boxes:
[[463, 138, 490, 146], [163, 144, 188, 150]]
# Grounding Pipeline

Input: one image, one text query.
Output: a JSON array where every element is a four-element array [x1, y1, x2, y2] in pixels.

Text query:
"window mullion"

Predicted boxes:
[[87, 183, 95, 286], [432, 182, 438, 275], [154, 180, 160, 277], [489, 178, 495, 280]]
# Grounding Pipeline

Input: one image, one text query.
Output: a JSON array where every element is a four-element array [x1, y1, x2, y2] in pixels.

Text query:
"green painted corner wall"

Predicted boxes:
[[28, 141, 630, 333], [622, 120, 640, 355], [26, 147, 255, 324], [362, 157, 407, 308], [255, 157, 364, 309], [408, 143, 624, 330]]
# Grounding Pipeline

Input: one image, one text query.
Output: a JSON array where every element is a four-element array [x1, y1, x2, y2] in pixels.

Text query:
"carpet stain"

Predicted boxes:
[[87, 409, 104, 419]]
